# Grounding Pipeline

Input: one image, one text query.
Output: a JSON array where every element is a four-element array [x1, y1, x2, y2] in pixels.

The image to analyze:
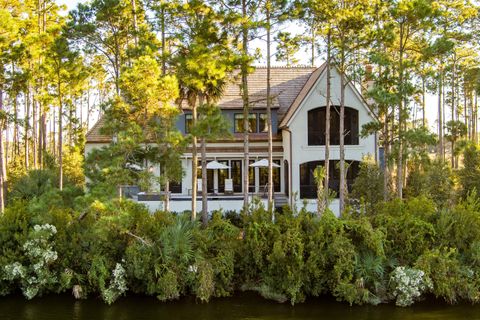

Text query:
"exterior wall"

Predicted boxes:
[[84, 143, 109, 157], [138, 197, 269, 213], [284, 68, 376, 216]]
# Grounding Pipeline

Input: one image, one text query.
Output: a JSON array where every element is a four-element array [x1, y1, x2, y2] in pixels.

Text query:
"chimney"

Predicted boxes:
[[363, 65, 375, 106]]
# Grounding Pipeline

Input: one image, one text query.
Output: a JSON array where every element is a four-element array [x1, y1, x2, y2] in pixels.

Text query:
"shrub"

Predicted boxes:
[[390, 266, 431, 307]]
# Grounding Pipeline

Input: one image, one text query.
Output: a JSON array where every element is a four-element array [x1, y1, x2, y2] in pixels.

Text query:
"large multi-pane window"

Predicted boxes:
[[307, 106, 359, 145], [299, 160, 360, 198], [234, 114, 257, 133], [234, 113, 269, 133]]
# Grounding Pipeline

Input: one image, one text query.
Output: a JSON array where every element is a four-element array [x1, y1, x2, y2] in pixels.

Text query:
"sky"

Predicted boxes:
[[55, 0, 440, 132]]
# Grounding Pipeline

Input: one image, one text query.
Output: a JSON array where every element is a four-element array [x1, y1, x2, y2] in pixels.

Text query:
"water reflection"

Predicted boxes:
[[2, 292, 480, 320]]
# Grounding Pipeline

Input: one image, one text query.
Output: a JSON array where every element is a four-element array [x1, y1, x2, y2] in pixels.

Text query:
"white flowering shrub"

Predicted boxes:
[[102, 263, 128, 304], [2, 224, 60, 299], [390, 266, 432, 307]]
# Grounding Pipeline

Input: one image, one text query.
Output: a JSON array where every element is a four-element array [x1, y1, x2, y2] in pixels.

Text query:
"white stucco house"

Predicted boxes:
[[85, 63, 378, 215]]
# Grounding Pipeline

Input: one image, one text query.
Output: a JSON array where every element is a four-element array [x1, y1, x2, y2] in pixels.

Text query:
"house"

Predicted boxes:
[[85, 63, 378, 215]]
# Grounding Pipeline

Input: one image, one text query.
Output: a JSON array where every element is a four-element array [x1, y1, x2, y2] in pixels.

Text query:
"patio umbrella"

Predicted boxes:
[[206, 160, 230, 170], [249, 159, 281, 168]]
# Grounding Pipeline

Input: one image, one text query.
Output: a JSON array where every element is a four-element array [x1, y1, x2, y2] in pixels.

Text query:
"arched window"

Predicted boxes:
[[307, 106, 359, 145], [299, 160, 360, 199]]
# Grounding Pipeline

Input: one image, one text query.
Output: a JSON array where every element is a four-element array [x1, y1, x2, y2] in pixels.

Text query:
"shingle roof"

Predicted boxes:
[[216, 66, 316, 119], [86, 66, 317, 143], [85, 116, 110, 143]]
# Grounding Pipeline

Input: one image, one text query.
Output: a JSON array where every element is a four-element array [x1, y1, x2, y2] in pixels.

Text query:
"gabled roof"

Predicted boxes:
[[179, 66, 316, 115], [278, 63, 326, 128], [278, 63, 377, 128], [85, 116, 110, 143], [86, 66, 316, 143]]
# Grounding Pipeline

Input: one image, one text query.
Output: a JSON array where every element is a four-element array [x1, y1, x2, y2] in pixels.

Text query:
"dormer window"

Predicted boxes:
[[307, 106, 359, 145], [259, 113, 268, 132], [234, 113, 257, 133]]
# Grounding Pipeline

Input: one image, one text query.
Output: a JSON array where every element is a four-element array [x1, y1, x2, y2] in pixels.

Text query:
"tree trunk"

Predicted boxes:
[[241, 0, 250, 210], [197, 95, 208, 225], [33, 93, 37, 169], [339, 46, 346, 213], [52, 108, 56, 158], [25, 86, 31, 171], [310, 19, 315, 67], [191, 101, 198, 221], [42, 112, 47, 168], [422, 76, 426, 128], [164, 180, 170, 212], [396, 26, 405, 199], [58, 77, 63, 191], [383, 115, 390, 201], [266, 6, 273, 213], [438, 70, 444, 162], [161, 6, 166, 75], [451, 59, 456, 167], [201, 136, 207, 226], [0, 85, 5, 212], [323, 29, 331, 215]]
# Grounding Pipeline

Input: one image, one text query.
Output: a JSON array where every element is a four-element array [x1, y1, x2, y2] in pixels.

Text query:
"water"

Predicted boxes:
[[2, 292, 480, 320]]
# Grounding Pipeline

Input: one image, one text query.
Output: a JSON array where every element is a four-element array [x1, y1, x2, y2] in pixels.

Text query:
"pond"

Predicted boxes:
[[2, 292, 480, 320]]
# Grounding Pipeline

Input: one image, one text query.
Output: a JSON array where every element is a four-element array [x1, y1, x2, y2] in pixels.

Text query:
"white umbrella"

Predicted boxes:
[[206, 160, 230, 170], [249, 159, 281, 168]]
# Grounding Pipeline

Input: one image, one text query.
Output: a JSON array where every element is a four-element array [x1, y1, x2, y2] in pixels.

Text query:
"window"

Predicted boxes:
[[170, 181, 182, 193], [249, 160, 256, 192], [231, 160, 242, 192], [218, 160, 229, 193], [197, 160, 214, 193], [307, 107, 359, 145], [185, 114, 193, 134], [259, 160, 281, 192], [259, 113, 268, 132], [299, 160, 360, 199], [234, 114, 257, 133]]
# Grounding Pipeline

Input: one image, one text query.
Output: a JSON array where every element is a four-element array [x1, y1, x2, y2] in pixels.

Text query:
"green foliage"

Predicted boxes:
[[405, 160, 454, 207], [351, 157, 384, 213], [9, 170, 57, 201], [459, 144, 480, 198], [3, 188, 480, 306], [274, 31, 302, 66], [372, 197, 436, 265]]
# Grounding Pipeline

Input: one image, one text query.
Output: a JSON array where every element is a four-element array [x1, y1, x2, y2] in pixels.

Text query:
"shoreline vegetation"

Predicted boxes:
[[2, 157, 480, 308]]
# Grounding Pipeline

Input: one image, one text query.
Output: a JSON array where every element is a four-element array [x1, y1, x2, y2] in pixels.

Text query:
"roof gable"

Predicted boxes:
[[279, 63, 377, 128]]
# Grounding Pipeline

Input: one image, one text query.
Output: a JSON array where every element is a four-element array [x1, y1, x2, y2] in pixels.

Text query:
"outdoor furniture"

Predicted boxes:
[[224, 179, 233, 195], [249, 159, 281, 168]]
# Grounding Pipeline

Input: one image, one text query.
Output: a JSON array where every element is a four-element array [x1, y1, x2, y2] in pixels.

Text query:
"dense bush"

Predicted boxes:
[[2, 192, 480, 307]]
